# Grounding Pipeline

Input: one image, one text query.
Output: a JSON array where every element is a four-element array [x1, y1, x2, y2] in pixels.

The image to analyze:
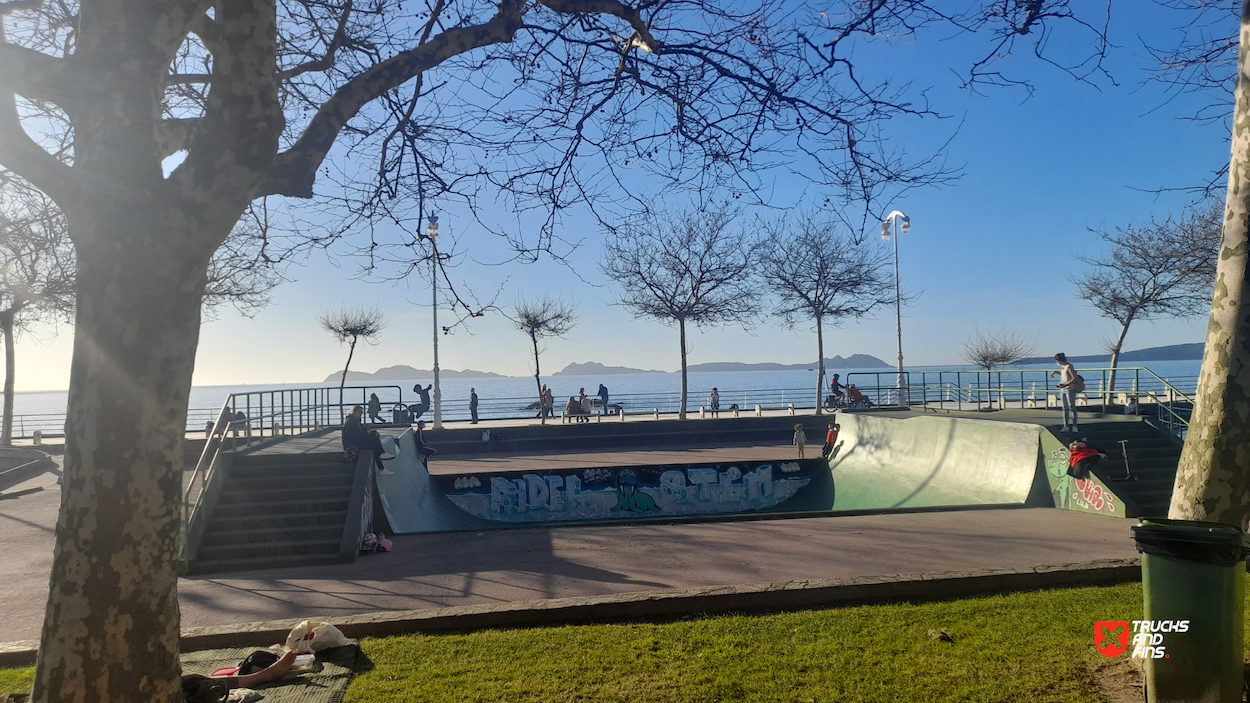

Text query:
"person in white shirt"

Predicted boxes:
[[1050, 353, 1079, 433]]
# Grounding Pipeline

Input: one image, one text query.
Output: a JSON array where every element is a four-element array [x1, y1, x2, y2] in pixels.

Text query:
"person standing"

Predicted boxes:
[[598, 383, 610, 416], [578, 387, 590, 423], [367, 393, 383, 423], [793, 423, 807, 459], [1050, 353, 1081, 433], [708, 388, 720, 417], [469, 388, 479, 424]]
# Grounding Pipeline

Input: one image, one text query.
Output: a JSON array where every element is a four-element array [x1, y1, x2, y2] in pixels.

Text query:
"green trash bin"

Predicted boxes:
[[1132, 518, 1250, 703]]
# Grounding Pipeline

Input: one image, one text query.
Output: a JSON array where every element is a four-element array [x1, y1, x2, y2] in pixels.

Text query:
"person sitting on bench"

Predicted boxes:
[[343, 405, 395, 475], [1067, 439, 1107, 480]]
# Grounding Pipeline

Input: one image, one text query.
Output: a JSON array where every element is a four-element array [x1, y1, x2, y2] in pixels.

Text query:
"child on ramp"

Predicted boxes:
[[1067, 439, 1107, 480]]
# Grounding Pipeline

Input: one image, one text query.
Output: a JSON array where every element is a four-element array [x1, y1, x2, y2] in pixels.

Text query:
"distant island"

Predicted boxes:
[[323, 365, 508, 383], [687, 355, 889, 373], [554, 362, 665, 376], [1016, 343, 1203, 365], [554, 355, 888, 377]]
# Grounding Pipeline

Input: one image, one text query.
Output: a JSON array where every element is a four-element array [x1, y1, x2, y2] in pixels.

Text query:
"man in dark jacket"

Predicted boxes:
[[343, 406, 394, 475], [598, 384, 610, 415], [470, 388, 479, 424]]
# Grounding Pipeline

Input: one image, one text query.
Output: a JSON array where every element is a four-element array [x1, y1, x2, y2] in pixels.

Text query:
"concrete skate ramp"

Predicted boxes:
[[373, 414, 1050, 534], [375, 430, 499, 534], [795, 413, 1046, 512]]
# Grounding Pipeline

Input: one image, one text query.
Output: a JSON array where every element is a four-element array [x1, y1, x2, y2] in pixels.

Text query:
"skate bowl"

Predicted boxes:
[[371, 412, 1125, 534]]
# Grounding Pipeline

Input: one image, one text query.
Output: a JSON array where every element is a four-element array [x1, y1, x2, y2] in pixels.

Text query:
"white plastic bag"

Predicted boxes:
[[285, 620, 348, 653]]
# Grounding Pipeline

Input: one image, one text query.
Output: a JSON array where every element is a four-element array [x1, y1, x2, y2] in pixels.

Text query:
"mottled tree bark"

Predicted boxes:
[[32, 210, 220, 703], [1170, 1, 1250, 528]]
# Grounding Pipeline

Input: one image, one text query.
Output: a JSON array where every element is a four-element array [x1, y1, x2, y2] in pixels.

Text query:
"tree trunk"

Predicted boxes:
[[33, 215, 216, 703], [678, 318, 688, 420], [1107, 318, 1131, 406], [340, 338, 357, 393], [1170, 0, 1250, 529], [1, 314, 13, 446], [531, 332, 542, 398], [815, 315, 824, 415]]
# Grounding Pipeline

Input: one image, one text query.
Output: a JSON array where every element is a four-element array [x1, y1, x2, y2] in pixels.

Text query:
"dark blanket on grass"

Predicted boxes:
[[181, 645, 364, 703]]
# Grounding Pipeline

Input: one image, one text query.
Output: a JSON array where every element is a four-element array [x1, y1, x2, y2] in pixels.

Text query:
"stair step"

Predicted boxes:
[[217, 485, 352, 505], [196, 539, 342, 563], [229, 461, 354, 479], [200, 525, 345, 547], [211, 499, 350, 519], [188, 553, 350, 576], [208, 512, 348, 533], [224, 473, 355, 492]]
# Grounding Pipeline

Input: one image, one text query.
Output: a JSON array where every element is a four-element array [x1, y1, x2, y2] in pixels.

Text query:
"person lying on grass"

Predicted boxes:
[[182, 650, 297, 702]]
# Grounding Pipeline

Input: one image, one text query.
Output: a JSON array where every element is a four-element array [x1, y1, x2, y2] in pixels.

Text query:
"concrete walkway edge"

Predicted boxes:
[[0, 557, 1141, 666]]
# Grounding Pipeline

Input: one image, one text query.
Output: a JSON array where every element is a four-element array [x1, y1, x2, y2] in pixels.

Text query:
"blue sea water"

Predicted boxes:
[[8, 358, 1203, 436]]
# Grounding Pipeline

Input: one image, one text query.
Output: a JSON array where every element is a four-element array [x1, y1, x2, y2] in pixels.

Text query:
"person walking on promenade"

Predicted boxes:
[[793, 423, 807, 458], [1050, 353, 1083, 433], [469, 388, 479, 424], [822, 420, 840, 459], [538, 384, 553, 423], [708, 387, 721, 417], [598, 383, 610, 416], [367, 393, 383, 423], [343, 406, 395, 475]]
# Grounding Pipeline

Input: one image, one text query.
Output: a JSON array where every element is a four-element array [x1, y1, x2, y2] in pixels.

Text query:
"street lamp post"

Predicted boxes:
[[881, 211, 911, 406], [427, 215, 442, 429]]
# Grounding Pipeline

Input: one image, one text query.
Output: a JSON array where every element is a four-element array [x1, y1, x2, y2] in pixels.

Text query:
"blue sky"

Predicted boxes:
[[15, 3, 1233, 391]]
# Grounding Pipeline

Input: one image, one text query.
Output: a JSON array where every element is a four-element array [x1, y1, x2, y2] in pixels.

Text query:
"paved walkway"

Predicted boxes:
[[1, 467, 1138, 644]]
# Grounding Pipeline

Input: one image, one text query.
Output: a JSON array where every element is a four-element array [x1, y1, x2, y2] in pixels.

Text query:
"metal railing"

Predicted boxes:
[[178, 384, 403, 563], [845, 367, 1194, 438]]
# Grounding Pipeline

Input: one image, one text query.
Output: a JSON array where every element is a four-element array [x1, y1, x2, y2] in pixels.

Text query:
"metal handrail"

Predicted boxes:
[[177, 384, 403, 564]]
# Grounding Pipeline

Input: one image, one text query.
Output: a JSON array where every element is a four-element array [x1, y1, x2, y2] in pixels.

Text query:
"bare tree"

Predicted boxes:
[[961, 328, 1035, 409], [757, 218, 894, 414], [0, 0, 1133, 697], [602, 206, 756, 419], [0, 179, 73, 445], [1071, 199, 1220, 398], [512, 294, 578, 399], [318, 305, 387, 400]]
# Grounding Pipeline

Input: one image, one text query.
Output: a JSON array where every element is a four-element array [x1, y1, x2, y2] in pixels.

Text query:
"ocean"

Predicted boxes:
[[7, 359, 1204, 438]]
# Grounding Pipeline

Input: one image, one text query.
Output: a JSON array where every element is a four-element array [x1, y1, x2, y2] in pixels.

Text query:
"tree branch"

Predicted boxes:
[[259, 0, 526, 198], [156, 118, 202, 158], [537, 0, 660, 53], [278, 0, 354, 80], [0, 42, 75, 104]]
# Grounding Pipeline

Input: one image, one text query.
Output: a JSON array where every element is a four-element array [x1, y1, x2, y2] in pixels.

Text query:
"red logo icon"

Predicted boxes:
[[1095, 621, 1129, 657]]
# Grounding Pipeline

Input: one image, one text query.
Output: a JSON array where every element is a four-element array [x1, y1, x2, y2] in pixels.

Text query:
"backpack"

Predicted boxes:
[[341, 445, 359, 464], [1069, 374, 1086, 393]]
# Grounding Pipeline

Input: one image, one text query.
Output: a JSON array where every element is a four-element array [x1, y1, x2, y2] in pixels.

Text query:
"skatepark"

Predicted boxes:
[[0, 401, 1179, 656]]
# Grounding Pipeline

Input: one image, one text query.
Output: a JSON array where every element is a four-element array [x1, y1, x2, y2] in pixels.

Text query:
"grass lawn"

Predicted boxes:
[[0, 581, 1175, 701]]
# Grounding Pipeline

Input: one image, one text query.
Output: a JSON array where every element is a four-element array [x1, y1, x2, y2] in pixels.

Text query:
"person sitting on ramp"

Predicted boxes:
[[1067, 439, 1107, 480]]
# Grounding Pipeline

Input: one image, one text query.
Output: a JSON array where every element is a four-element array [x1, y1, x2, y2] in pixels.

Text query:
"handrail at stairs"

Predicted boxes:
[[178, 384, 403, 565]]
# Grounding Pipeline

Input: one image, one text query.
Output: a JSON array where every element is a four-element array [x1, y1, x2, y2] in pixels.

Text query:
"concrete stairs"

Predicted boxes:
[[187, 452, 364, 575], [1062, 420, 1182, 518]]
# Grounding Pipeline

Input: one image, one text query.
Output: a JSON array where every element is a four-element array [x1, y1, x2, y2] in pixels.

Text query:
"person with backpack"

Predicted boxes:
[[1051, 353, 1084, 433]]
